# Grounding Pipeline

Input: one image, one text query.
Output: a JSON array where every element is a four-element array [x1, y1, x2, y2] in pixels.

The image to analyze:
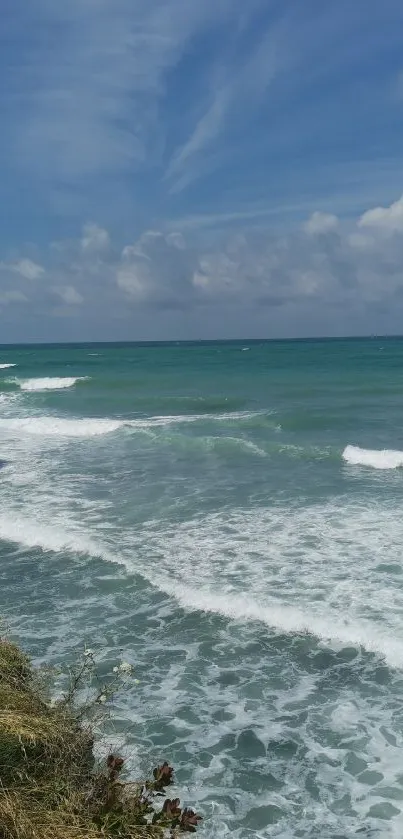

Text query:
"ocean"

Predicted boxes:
[[1, 337, 403, 838]]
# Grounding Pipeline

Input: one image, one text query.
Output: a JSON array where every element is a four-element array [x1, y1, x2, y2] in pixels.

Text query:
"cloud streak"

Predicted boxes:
[[2, 0, 403, 342], [7, 0, 237, 187]]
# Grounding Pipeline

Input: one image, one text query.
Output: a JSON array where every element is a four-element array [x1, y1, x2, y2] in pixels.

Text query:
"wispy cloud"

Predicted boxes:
[[8, 0, 236, 185], [165, 15, 282, 192], [3, 0, 403, 339], [169, 206, 289, 231]]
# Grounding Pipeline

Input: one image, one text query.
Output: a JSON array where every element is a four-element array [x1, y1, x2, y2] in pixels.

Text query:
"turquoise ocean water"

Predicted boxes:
[[2, 338, 403, 837]]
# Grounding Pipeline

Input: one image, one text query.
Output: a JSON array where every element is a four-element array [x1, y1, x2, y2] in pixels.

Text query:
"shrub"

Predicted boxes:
[[0, 638, 202, 839]]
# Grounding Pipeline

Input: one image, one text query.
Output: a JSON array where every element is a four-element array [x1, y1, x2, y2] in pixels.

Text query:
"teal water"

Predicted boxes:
[[2, 338, 403, 837]]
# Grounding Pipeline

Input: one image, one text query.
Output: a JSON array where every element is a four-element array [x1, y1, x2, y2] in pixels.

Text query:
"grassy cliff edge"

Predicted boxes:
[[0, 638, 201, 839]]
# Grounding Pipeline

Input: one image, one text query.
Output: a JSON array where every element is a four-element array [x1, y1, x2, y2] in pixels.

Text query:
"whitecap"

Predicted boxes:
[[145, 578, 403, 669], [3, 489, 403, 669], [126, 410, 269, 428], [0, 512, 114, 562], [0, 416, 125, 437], [18, 377, 88, 391], [343, 445, 403, 470], [0, 363, 17, 369], [113, 502, 403, 669]]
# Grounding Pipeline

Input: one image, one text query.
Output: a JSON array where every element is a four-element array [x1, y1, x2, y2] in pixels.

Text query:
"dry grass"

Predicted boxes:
[[0, 638, 201, 839]]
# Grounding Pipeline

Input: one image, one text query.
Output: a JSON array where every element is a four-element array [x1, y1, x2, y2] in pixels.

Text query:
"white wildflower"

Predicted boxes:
[[134, 679, 140, 685], [84, 648, 94, 657], [98, 694, 107, 704], [119, 661, 132, 674], [113, 666, 119, 674]]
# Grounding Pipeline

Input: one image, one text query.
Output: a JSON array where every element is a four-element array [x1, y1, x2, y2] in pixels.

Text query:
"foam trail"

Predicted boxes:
[[2, 499, 403, 668], [126, 410, 269, 427], [343, 445, 403, 469], [0, 414, 275, 444], [148, 578, 403, 669], [216, 437, 267, 457], [19, 377, 88, 391], [0, 394, 18, 404], [0, 363, 17, 369], [0, 417, 126, 437], [3, 506, 402, 668], [0, 513, 114, 562]]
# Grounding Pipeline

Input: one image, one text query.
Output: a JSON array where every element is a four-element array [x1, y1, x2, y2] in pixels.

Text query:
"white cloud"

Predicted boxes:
[[304, 211, 339, 235], [116, 230, 196, 304], [116, 260, 149, 301], [81, 223, 110, 252], [5, 194, 403, 334], [165, 232, 186, 250], [192, 271, 210, 289], [358, 195, 403, 233], [10, 259, 45, 281], [0, 290, 28, 304], [52, 285, 84, 305], [111, 195, 403, 310]]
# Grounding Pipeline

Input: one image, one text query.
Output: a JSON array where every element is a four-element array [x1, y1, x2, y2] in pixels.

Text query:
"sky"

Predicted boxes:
[[2, 0, 403, 341]]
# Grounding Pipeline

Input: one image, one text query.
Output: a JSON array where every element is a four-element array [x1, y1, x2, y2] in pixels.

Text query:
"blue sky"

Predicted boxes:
[[2, 0, 403, 341]]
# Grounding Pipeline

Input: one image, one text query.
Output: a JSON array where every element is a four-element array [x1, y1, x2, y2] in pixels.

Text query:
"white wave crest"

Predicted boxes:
[[115, 502, 403, 669], [149, 578, 403, 669], [0, 417, 125, 437], [126, 410, 270, 428], [0, 513, 113, 561], [19, 377, 88, 391], [0, 411, 276, 442], [3, 495, 403, 668], [343, 445, 403, 469], [0, 363, 17, 369], [0, 413, 249, 438], [0, 394, 18, 404]]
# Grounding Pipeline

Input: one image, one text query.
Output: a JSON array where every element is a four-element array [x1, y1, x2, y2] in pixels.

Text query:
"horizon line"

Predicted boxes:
[[0, 334, 401, 348]]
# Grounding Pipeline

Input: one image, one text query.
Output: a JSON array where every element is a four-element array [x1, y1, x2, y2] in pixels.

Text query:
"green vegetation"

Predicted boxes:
[[0, 638, 202, 839]]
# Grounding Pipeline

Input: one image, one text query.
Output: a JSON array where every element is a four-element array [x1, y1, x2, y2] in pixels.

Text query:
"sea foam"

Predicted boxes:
[[18, 377, 88, 391], [149, 578, 403, 669], [3, 493, 403, 668], [0, 363, 17, 370], [114, 500, 403, 669], [343, 444, 403, 469], [0, 412, 264, 439], [0, 512, 113, 562], [0, 417, 124, 437]]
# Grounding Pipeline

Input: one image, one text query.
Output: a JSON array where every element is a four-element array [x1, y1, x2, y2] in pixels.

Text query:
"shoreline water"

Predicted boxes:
[[2, 339, 403, 837]]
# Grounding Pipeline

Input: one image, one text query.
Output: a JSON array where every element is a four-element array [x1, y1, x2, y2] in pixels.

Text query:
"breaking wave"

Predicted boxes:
[[18, 377, 89, 391], [0, 417, 125, 438], [146, 578, 403, 669], [0, 512, 403, 669], [0, 411, 278, 440], [343, 445, 403, 470]]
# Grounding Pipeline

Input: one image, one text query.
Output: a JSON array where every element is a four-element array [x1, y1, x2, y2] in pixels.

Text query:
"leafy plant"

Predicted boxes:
[[0, 638, 202, 839]]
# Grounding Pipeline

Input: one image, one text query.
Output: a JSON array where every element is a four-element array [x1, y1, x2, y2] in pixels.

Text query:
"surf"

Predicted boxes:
[[0, 416, 126, 437], [2, 501, 403, 668], [143, 576, 403, 669], [343, 444, 403, 469], [17, 377, 89, 391]]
